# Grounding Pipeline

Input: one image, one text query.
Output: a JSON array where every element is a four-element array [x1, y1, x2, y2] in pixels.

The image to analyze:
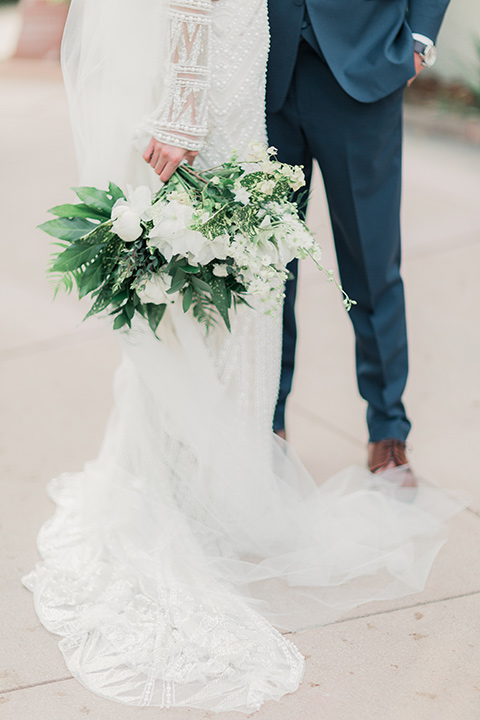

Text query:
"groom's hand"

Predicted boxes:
[[407, 52, 424, 86], [143, 138, 198, 182]]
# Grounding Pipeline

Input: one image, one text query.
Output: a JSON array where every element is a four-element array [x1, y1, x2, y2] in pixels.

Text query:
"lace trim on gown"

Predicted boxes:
[[141, 0, 211, 151]]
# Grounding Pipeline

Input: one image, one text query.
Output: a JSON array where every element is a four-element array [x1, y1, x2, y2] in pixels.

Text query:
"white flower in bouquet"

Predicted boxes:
[[310, 244, 323, 263], [260, 159, 281, 175], [257, 179, 276, 196], [275, 234, 298, 267], [207, 234, 231, 262], [212, 263, 229, 277], [149, 201, 231, 266], [137, 273, 171, 305], [182, 231, 230, 266], [149, 200, 195, 243], [280, 164, 305, 192], [44, 152, 353, 340], [111, 185, 152, 243], [144, 199, 168, 224], [245, 269, 286, 311], [233, 180, 251, 206], [148, 201, 202, 262], [255, 236, 280, 267], [247, 142, 269, 162], [229, 236, 250, 267]]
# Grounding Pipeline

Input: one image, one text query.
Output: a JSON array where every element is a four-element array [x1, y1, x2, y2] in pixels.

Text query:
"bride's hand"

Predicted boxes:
[[143, 138, 198, 182]]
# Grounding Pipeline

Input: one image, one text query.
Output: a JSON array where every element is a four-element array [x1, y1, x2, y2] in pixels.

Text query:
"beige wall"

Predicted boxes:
[[433, 0, 480, 84]]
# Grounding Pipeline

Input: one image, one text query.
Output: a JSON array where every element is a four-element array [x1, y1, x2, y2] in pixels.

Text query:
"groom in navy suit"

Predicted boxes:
[[267, 0, 447, 476]]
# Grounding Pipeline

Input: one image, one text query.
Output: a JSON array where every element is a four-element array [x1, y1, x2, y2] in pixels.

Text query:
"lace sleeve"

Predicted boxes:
[[141, 0, 212, 151]]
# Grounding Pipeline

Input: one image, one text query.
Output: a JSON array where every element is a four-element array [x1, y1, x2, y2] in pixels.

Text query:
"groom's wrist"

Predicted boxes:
[[412, 33, 437, 68]]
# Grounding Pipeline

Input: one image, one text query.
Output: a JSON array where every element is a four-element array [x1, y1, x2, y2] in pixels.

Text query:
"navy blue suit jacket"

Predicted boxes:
[[267, 0, 450, 111]]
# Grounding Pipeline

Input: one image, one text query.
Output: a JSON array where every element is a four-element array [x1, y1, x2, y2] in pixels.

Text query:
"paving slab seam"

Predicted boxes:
[[280, 588, 480, 635], [289, 400, 365, 448], [0, 327, 109, 363], [0, 676, 74, 696]]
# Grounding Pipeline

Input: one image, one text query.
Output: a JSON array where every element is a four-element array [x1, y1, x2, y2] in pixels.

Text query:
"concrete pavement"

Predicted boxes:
[[1, 59, 480, 720]]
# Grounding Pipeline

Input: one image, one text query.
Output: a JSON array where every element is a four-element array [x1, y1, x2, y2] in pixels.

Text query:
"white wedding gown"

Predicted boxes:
[[24, 0, 466, 713]]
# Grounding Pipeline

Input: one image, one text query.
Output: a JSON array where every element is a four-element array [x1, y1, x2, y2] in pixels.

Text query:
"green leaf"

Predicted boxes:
[[124, 301, 135, 321], [51, 243, 105, 273], [191, 276, 212, 294], [108, 182, 126, 204], [83, 221, 114, 245], [167, 268, 187, 294], [76, 258, 104, 299], [101, 234, 123, 273], [49, 203, 109, 222], [110, 289, 130, 307], [180, 264, 200, 274], [176, 258, 200, 274], [210, 276, 231, 331], [39, 217, 97, 241], [48, 272, 74, 298], [72, 186, 116, 214], [182, 284, 194, 313], [192, 297, 217, 331], [113, 312, 128, 331], [146, 303, 167, 334], [83, 282, 115, 319]]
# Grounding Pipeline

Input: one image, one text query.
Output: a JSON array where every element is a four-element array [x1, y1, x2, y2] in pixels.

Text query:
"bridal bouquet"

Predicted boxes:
[[41, 145, 352, 335]]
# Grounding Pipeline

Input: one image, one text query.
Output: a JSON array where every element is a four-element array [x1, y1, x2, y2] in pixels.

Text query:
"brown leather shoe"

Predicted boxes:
[[368, 438, 407, 473], [274, 429, 286, 441], [368, 438, 418, 490]]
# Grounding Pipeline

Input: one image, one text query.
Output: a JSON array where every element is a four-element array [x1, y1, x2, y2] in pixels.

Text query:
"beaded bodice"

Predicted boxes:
[[141, 0, 270, 165]]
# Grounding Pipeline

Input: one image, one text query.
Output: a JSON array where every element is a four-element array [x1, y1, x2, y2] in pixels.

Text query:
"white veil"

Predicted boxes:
[[61, 0, 170, 188]]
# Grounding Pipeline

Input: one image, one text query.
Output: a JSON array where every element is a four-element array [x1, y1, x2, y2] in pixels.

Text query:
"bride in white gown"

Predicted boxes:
[[23, 0, 466, 713]]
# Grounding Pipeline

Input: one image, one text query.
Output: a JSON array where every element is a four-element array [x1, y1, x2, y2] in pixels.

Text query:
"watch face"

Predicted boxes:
[[423, 44, 437, 68]]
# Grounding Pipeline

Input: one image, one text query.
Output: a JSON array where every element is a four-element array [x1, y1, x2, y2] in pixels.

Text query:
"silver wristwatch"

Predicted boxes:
[[413, 39, 437, 68]]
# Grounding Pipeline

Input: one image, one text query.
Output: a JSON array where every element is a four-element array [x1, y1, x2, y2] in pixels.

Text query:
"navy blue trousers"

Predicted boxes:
[[268, 41, 411, 443]]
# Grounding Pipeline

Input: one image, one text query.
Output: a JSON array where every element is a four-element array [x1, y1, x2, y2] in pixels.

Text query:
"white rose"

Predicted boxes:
[[111, 206, 143, 243], [111, 185, 152, 243], [137, 273, 171, 305]]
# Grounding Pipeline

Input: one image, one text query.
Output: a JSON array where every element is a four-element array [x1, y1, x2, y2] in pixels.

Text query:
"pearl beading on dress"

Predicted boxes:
[[142, 1, 211, 150]]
